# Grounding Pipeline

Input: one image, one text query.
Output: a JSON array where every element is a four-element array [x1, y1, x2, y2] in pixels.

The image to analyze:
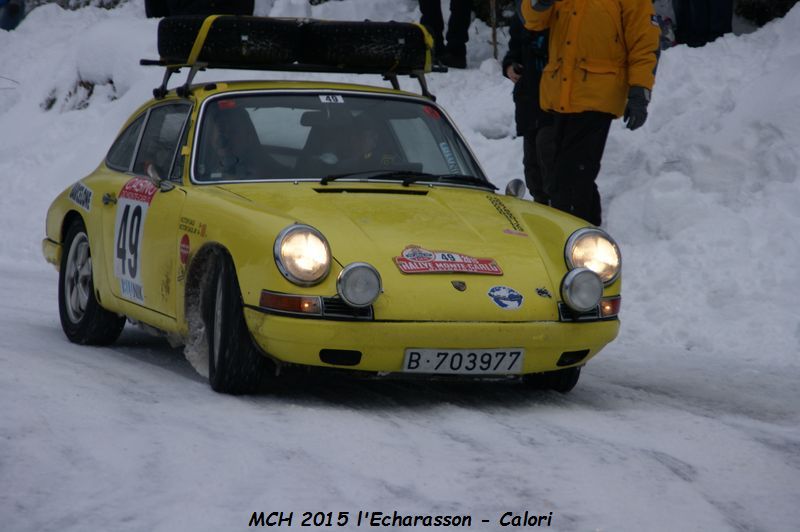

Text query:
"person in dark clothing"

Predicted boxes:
[[0, 0, 24, 31], [502, 16, 554, 204], [145, 0, 254, 18], [419, 0, 473, 68], [673, 0, 734, 47]]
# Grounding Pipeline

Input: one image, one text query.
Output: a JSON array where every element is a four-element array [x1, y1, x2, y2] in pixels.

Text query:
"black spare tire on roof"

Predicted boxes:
[[157, 15, 300, 66], [298, 20, 430, 72], [156, 16, 431, 73]]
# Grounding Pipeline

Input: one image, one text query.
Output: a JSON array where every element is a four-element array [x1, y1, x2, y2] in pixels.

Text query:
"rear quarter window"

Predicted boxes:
[[133, 103, 191, 178], [106, 114, 145, 172]]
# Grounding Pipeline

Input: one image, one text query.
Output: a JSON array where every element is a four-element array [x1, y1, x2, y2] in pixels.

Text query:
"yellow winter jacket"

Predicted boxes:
[[521, 0, 660, 117]]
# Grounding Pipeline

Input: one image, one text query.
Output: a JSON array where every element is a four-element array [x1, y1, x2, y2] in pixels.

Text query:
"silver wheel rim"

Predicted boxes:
[[212, 271, 224, 370], [64, 232, 92, 324]]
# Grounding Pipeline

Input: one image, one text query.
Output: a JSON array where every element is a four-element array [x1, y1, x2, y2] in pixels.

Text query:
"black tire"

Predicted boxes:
[[203, 252, 273, 394], [524, 366, 581, 394], [157, 16, 299, 65], [156, 16, 429, 72], [299, 20, 429, 71], [58, 220, 125, 345]]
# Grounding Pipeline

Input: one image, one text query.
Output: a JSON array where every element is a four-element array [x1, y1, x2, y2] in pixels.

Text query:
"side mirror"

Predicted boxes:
[[144, 161, 162, 183], [145, 162, 175, 192], [505, 178, 526, 199]]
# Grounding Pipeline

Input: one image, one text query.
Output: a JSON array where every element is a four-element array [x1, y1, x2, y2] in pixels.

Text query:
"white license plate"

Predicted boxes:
[[403, 348, 525, 375]]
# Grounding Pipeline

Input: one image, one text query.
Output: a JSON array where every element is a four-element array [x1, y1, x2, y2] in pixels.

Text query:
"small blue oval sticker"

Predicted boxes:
[[488, 286, 524, 310]]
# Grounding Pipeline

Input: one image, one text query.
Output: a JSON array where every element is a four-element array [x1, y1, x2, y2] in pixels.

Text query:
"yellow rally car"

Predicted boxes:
[[42, 16, 621, 394]]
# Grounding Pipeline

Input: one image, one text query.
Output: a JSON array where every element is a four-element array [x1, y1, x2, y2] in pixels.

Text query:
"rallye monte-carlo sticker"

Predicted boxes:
[[394, 245, 502, 275], [113, 178, 158, 304]]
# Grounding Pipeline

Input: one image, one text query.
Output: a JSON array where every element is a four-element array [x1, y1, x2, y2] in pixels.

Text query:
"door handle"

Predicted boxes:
[[102, 192, 117, 206]]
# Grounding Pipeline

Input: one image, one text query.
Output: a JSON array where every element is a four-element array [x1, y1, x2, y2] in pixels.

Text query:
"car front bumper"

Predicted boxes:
[[42, 238, 61, 270], [244, 309, 619, 375]]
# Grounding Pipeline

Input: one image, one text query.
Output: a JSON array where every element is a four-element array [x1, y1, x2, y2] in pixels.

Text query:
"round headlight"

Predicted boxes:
[[337, 262, 382, 308], [274, 225, 331, 285], [565, 228, 621, 285], [561, 268, 604, 313]]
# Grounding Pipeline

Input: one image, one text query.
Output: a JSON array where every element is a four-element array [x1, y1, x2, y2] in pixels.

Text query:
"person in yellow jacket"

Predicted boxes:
[[520, 0, 660, 225]]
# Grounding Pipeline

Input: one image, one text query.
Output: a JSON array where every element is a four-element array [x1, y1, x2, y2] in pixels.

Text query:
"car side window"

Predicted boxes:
[[133, 103, 191, 179], [106, 114, 145, 172], [169, 116, 192, 182]]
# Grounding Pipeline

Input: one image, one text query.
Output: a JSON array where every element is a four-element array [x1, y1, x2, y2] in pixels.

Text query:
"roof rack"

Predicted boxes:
[[140, 15, 444, 100]]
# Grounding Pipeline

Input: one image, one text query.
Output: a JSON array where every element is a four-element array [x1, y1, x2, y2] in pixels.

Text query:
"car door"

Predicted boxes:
[[102, 102, 191, 319]]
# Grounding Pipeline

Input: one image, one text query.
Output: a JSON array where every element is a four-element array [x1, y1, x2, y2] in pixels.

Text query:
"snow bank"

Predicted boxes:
[[602, 5, 800, 364]]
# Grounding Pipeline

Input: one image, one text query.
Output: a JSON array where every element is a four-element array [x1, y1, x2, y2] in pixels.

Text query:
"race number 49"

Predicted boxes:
[[116, 204, 142, 278], [113, 178, 157, 304]]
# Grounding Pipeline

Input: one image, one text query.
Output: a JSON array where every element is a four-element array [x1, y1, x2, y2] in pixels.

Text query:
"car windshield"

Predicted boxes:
[[192, 92, 487, 186]]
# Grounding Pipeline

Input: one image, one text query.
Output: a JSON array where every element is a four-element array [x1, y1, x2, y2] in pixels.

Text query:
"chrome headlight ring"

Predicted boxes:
[[561, 268, 604, 313], [337, 262, 382, 308], [565, 227, 621, 286], [273, 224, 331, 286]]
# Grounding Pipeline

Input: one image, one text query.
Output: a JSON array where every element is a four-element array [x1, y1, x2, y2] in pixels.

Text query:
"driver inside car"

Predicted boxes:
[[201, 102, 285, 180]]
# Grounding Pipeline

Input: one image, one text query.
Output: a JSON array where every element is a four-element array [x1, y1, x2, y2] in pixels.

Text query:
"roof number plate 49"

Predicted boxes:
[[319, 95, 344, 103]]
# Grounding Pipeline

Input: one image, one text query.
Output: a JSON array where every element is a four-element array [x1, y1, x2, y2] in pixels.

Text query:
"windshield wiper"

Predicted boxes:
[[320, 170, 384, 185], [319, 170, 436, 186], [320, 170, 497, 190], [401, 173, 497, 190]]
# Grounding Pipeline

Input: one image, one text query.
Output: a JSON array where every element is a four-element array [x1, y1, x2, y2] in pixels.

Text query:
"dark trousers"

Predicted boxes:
[[0, 0, 23, 31], [523, 124, 556, 205], [673, 0, 733, 47], [145, 0, 254, 17], [550, 112, 613, 226], [419, 0, 472, 56]]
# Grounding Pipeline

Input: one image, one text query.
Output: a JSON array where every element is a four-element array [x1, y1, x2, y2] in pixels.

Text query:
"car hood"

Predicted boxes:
[[220, 183, 563, 321]]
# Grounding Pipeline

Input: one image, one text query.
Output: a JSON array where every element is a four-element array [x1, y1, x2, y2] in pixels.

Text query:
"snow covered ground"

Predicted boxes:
[[1, 1, 798, 531]]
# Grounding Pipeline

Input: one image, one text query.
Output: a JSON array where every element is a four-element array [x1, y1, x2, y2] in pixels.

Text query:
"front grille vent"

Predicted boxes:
[[322, 297, 373, 320], [558, 302, 601, 322]]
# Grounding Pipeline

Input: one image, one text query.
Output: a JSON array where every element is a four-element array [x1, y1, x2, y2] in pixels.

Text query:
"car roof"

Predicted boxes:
[[118, 79, 437, 137], [191, 79, 425, 100]]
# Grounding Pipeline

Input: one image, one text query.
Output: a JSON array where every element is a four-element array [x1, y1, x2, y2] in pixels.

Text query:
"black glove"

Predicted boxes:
[[624, 86, 650, 131]]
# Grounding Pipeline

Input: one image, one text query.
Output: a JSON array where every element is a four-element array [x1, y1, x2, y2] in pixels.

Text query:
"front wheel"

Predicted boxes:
[[58, 220, 125, 345], [204, 253, 274, 394]]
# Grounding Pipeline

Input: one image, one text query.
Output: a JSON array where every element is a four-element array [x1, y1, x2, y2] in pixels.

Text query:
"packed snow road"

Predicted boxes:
[[2, 261, 797, 532], [3, 2, 800, 530]]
